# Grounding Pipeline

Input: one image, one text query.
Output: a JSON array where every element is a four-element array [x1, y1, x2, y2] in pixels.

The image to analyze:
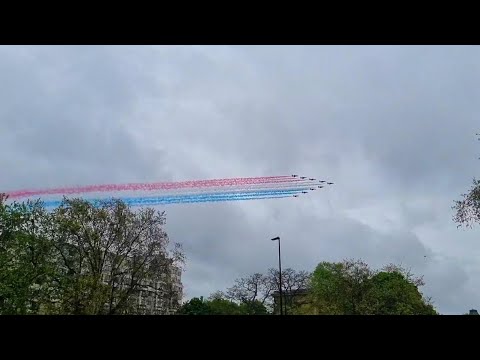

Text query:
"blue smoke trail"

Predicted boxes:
[[43, 193, 293, 208], [124, 194, 294, 207], [42, 188, 305, 208], [119, 188, 304, 203], [123, 190, 299, 206]]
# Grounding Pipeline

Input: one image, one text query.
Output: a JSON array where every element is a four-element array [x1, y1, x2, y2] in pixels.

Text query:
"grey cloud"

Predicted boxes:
[[2, 45, 480, 314], [1, 46, 171, 191]]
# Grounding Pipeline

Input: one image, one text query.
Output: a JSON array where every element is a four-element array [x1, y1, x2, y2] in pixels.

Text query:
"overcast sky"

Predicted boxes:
[[1, 45, 480, 314]]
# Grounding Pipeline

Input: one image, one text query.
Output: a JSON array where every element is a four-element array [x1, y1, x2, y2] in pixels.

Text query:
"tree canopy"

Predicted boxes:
[[182, 261, 436, 315], [453, 135, 480, 228], [2, 193, 440, 316], [225, 268, 310, 313], [177, 292, 269, 315], [0, 195, 184, 315], [299, 259, 437, 315], [0, 195, 56, 314], [453, 178, 480, 227]]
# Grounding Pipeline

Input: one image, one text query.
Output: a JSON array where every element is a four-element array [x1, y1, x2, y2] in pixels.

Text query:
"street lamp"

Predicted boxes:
[[271, 236, 283, 315]]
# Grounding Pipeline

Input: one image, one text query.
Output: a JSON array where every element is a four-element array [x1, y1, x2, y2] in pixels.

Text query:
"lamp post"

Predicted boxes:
[[271, 236, 283, 315]]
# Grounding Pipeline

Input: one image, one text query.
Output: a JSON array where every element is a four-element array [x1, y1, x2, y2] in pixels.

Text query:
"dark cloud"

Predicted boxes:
[[0, 46, 171, 190], [1, 45, 480, 314]]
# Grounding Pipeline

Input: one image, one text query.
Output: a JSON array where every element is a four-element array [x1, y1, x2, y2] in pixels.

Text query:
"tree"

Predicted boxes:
[[177, 297, 212, 315], [307, 259, 374, 315], [0, 195, 57, 314], [226, 272, 274, 305], [453, 134, 480, 228], [453, 178, 480, 227], [49, 197, 184, 315], [301, 259, 437, 315], [239, 300, 269, 315], [268, 267, 311, 313], [226, 268, 311, 312], [369, 268, 436, 315], [177, 294, 269, 315], [0, 195, 184, 315], [208, 298, 244, 315]]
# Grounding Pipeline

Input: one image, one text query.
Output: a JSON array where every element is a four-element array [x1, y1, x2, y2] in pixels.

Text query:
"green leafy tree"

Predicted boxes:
[[177, 297, 212, 315], [208, 298, 244, 315], [208, 292, 268, 314], [307, 259, 374, 315], [369, 269, 436, 315], [0, 195, 57, 314], [49, 197, 184, 315], [239, 300, 269, 315], [177, 294, 269, 315], [301, 259, 437, 315], [1, 195, 184, 315]]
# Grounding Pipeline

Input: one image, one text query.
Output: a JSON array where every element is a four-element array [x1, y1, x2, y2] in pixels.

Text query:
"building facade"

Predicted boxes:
[[134, 265, 183, 315], [100, 259, 183, 315]]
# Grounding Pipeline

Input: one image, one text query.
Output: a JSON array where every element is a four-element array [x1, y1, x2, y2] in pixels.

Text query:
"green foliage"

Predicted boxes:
[[0, 194, 184, 315], [0, 195, 57, 314], [369, 271, 436, 315], [177, 295, 269, 315], [239, 300, 269, 315], [177, 297, 212, 315], [49, 198, 184, 314], [209, 298, 244, 315], [309, 259, 374, 315], [304, 259, 437, 315]]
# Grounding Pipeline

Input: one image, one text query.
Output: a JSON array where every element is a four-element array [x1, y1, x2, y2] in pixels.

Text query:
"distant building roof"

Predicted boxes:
[[469, 309, 479, 315]]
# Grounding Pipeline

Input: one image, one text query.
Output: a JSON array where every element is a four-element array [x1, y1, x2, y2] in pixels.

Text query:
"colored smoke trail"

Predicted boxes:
[[3, 175, 331, 208], [105, 181, 314, 197], [124, 194, 294, 207], [42, 188, 306, 208], [6, 175, 302, 200], [42, 193, 296, 208]]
